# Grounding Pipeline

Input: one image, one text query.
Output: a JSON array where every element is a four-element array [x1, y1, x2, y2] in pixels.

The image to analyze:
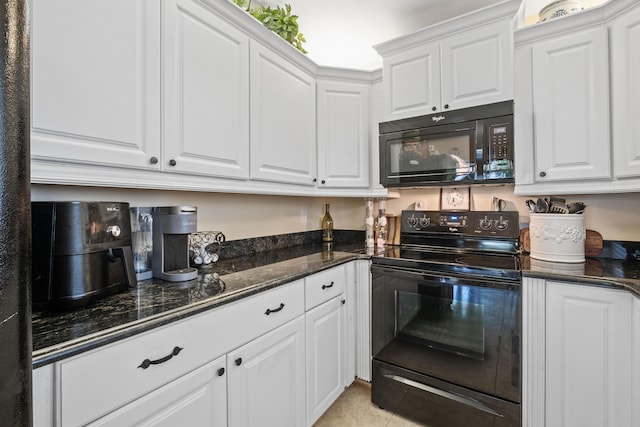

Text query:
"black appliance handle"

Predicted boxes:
[[370, 264, 519, 290], [383, 374, 504, 418], [386, 163, 477, 180], [109, 246, 137, 287]]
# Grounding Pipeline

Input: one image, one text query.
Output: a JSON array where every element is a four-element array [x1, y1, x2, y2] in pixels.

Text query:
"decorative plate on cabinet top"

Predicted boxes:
[[538, 0, 584, 22]]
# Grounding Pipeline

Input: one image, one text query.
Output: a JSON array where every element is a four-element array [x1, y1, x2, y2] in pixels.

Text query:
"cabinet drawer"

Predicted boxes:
[[57, 280, 305, 426], [305, 265, 346, 310]]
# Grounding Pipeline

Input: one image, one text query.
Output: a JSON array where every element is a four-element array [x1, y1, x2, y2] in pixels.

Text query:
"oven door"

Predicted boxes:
[[379, 121, 477, 187], [371, 264, 521, 403]]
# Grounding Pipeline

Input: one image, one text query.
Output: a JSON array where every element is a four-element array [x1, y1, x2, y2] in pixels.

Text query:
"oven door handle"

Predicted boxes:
[[384, 374, 504, 418], [371, 265, 518, 290]]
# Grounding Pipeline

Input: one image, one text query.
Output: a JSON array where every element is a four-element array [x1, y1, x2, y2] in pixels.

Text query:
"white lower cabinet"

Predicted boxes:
[[304, 263, 351, 426], [33, 365, 54, 427], [90, 356, 227, 426], [546, 281, 632, 427], [523, 277, 636, 427], [35, 262, 360, 426], [227, 316, 306, 427], [306, 296, 345, 426]]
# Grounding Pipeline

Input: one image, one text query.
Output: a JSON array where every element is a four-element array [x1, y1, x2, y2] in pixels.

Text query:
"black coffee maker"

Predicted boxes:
[[152, 206, 198, 282], [31, 201, 137, 309]]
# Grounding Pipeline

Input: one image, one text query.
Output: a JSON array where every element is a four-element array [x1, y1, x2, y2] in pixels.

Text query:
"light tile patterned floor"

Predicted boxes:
[[314, 380, 424, 427]]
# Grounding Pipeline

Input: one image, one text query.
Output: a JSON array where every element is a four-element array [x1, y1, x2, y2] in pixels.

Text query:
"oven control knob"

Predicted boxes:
[[495, 218, 509, 231], [479, 217, 493, 230], [407, 215, 418, 227], [419, 216, 431, 227]]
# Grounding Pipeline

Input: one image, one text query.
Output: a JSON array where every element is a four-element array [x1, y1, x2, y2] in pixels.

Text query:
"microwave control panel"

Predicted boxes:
[[488, 123, 512, 160]]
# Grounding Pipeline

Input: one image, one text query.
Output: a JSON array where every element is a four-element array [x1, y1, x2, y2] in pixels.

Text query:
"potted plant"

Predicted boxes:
[[232, 0, 307, 53]]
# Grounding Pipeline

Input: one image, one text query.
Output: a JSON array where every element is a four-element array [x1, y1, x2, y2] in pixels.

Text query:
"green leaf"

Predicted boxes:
[[236, 0, 307, 54]]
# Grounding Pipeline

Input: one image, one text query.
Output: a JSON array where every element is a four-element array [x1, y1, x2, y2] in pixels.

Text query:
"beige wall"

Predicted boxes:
[[384, 186, 640, 241], [33, 183, 640, 242], [31, 184, 367, 241]]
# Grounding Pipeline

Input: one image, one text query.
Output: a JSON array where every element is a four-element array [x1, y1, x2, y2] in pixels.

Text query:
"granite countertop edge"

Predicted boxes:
[[33, 242, 640, 368], [522, 268, 640, 297], [32, 250, 368, 369]]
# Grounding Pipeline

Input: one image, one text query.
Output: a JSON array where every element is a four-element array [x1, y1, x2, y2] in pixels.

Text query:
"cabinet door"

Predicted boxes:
[[440, 20, 513, 111], [634, 297, 640, 427], [306, 296, 346, 426], [611, 4, 640, 179], [227, 316, 306, 427], [546, 282, 632, 427], [31, 0, 161, 169], [33, 365, 54, 427], [531, 27, 611, 182], [317, 81, 370, 188], [163, 0, 250, 179], [382, 42, 441, 120], [89, 356, 227, 427], [250, 41, 316, 185]]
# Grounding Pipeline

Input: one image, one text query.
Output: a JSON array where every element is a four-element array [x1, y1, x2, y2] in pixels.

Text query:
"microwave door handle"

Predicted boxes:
[[383, 374, 504, 418], [386, 172, 451, 179]]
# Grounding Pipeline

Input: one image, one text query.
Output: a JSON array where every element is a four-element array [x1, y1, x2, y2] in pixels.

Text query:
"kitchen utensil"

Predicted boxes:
[[535, 197, 549, 213], [567, 202, 587, 214], [526, 199, 537, 213], [548, 201, 570, 214]]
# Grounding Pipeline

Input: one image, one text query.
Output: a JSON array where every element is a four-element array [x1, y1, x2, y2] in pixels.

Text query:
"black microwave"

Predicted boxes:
[[379, 100, 514, 187]]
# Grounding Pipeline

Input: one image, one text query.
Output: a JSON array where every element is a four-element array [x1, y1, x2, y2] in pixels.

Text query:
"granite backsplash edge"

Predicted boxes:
[[219, 229, 365, 259]]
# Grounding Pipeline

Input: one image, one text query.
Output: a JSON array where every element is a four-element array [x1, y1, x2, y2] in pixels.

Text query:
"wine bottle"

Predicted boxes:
[[322, 203, 334, 242]]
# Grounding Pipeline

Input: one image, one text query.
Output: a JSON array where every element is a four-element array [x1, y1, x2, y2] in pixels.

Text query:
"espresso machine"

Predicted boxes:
[[152, 206, 198, 282], [31, 201, 137, 309]]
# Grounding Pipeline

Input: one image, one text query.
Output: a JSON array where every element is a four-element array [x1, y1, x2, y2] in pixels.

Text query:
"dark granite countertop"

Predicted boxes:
[[32, 241, 367, 368], [521, 239, 640, 297], [374, 241, 640, 297], [522, 256, 640, 296], [33, 233, 640, 369]]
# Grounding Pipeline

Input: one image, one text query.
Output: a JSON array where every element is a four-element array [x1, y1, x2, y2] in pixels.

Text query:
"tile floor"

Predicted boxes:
[[314, 380, 424, 427]]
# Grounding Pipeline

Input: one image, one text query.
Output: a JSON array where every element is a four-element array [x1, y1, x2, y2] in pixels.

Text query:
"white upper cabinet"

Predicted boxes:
[[316, 80, 370, 188], [381, 42, 442, 119], [374, 0, 519, 121], [611, 4, 640, 179], [514, 0, 640, 195], [31, 0, 161, 170], [531, 26, 610, 182], [249, 40, 316, 186], [163, 0, 250, 179], [30, 0, 388, 196], [440, 21, 514, 112]]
